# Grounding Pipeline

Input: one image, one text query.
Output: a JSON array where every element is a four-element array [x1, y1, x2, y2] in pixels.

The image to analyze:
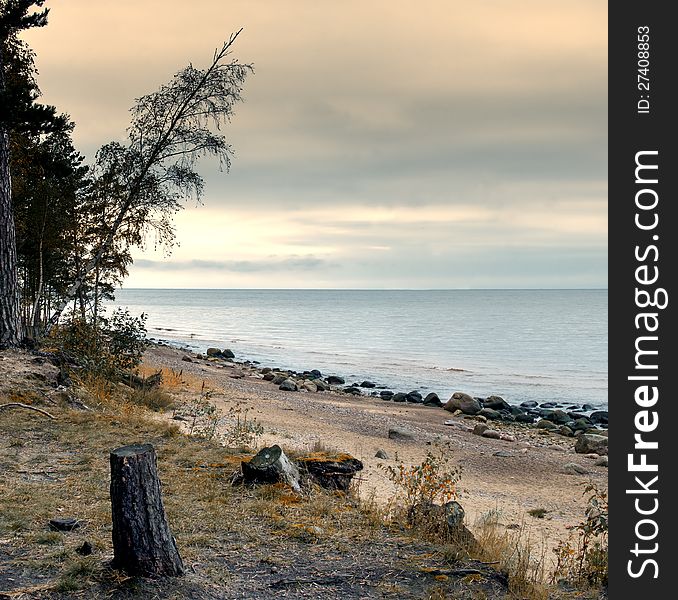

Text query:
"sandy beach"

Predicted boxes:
[[143, 344, 608, 564]]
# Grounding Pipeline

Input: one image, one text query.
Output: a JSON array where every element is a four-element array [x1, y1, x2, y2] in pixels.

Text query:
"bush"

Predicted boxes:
[[53, 309, 148, 378], [552, 483, 608, 587]]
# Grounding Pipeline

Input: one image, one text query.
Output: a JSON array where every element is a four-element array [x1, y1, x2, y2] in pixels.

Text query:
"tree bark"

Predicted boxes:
[[110, 443, 184, 577], [0, 124, 21, 348], [295, 454, 364, 491], [241, 445, 301, 492]]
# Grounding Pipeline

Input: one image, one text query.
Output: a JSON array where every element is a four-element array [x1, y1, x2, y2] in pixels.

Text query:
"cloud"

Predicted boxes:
[[133, 257, 327, 273]]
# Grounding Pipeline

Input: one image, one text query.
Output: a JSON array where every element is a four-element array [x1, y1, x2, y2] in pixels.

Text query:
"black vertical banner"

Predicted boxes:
[[609, 2, 677, 597]]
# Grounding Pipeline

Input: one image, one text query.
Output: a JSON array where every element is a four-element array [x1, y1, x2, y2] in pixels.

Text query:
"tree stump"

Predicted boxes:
[[110, 444, 184, 577], [241, 445, 301, 492], [295, 454, 364, 491]]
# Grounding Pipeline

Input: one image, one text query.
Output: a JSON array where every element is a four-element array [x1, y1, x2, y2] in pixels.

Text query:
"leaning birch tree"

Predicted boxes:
[[46, 30, 252, 331]]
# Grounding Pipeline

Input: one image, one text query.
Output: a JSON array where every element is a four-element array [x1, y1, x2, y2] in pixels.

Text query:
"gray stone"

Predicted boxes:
[[574, 434, 608, 455], [493, 450, 513, 457], [520, 401, 538, 409], [380, 390, 394, 400], [375, 449, 390, 460], [536, 419, 558, 430], [594, 456, 609, 467], [388, 427, 414, 441], [472, 423, 489, 436], [326, 375, 345, 385], [563, 463, 589, 475], [222, 349, 235, 359], [481, 429, 501, 439], [444, 392, 482, 415], [360, 381, 376, 388], [483, 395, 511, 411], [423, 392, 443, 406], [478, 408, 502, 420], [279, 378, 298, 392], [392, 393, 408, 403], [302, 380, 318, 393]]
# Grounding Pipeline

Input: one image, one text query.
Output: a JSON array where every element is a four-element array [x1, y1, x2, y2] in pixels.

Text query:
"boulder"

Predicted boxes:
[[574, 434, 608, 455], [558, 425, 574, 437], [380, 390, 394, 400], [444, 392, 481, 415], [279, 378, 298, 392], [423, 392, 443, 407], [326, 375, 345, 385], [544, 409, 571, 425], [406, 391, 423, 404], [263, 372, 275, 381], [520, 401, 538, 409], [309, 369, 323, 379], [206, 348, 222, 357], [222, 349, 235, 359], [302, 380, 318, 393], [375, 449, 390, 460], [582, 404, 596, 412], [536, 419, 558, 430], [589, 411, 608, 425], [314, 379, 330, 392], [483, 395, 511, 411], [271, 374, 287, 385], [392, 393, 408, 403], [478, 408, 502, 421], [343, 386, 362, 395], [515, 413, 535, 424], [595, 456, 609, 467], [571, 418, 593, 432], [360, 381, 376, 388]]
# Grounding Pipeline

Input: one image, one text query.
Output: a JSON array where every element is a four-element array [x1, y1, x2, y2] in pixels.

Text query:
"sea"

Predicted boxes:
[[107, 289, 608, 410]]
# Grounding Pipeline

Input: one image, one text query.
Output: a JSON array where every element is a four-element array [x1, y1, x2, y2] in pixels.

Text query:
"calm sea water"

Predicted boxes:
[[108, 289, 608, 409]]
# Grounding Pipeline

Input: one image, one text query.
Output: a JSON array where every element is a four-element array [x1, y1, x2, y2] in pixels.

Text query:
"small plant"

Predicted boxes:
[[381, 444, 461, 517], [552, 483, 608, 587], [222, 402, 264, 449], [129, 387, 174, 412], [173, 382, 223, 439], [527, 508, 549, 519]]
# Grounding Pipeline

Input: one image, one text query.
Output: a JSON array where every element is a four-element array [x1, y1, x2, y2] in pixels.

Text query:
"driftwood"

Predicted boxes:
[[242, 445, 301, 492], [0, 403, 56, 419], [110, 444, 184, 577], [295, 453, 364, 491]]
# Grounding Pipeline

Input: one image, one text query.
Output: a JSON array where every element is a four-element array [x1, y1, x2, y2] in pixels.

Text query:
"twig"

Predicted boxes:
[[0, 403, 56, 420]]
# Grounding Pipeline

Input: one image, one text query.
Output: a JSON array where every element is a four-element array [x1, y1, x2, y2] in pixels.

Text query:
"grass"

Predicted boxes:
[[0, 351, 605, 600]]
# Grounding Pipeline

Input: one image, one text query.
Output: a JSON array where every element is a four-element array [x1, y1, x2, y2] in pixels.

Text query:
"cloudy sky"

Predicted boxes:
[[25, 0, 607, 289]]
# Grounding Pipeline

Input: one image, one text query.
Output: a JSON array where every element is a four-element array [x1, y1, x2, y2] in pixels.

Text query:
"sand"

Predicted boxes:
[[142, 344, 608, 564]]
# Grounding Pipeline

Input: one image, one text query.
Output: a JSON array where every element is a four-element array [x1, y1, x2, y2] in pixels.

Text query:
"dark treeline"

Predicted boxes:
[[0, 0, 251, 348]]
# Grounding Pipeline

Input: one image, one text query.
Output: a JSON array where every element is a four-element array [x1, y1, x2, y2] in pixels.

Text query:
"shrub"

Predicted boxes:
[[552, 483, 608, 587], [52, 309, 148, 378], [381, 444, 462, 517]]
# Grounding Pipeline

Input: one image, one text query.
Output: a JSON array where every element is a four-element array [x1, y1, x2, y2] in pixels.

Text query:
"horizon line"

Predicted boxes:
[[115, 287, 609, 292]]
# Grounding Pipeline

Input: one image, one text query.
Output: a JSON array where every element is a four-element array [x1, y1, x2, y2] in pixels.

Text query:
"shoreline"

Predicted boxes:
[[141, 343, 609, 565], [151, 338, 609, 434]]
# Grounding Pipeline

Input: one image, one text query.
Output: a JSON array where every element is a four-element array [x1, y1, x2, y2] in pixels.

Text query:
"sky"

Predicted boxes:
[[24, 0, 607, 289]]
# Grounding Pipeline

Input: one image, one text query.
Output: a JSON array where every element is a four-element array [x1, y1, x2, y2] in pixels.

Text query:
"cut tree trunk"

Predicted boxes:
[[110, 444, 184, 577], [241, 445, 301, 492]]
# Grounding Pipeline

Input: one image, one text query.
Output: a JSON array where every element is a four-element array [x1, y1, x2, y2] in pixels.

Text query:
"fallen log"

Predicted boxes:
[[295, 453, 364, 491], [241, 445, 301, 492], [110, 443, 184, 577]]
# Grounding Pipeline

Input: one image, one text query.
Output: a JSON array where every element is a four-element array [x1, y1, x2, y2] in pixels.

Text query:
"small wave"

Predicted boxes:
[[446, 367, 469, 373]]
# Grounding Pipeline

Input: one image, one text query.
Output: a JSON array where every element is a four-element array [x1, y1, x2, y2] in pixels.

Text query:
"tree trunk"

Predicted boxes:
[[0, 124, 21, 348], [110, 444, 184, 577], [241, 445, 301, 492], [295, 454, 364, 491]]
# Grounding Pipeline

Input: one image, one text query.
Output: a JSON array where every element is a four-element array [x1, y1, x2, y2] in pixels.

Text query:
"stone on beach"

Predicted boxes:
[[444, 392, 481, 415], [388, 426, 415, 441], [574, 434, 608, 456], [279, 378, 298, 392]]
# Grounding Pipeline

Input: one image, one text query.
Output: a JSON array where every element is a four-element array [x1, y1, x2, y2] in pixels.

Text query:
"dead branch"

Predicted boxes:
[[0, 402, 56, 419]]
